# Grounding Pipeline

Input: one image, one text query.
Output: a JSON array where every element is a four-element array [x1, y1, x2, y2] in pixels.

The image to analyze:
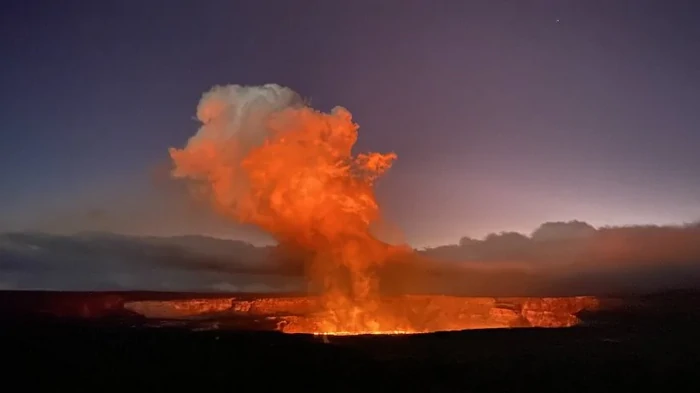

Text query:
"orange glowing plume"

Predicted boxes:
[[168, 84, 398, 333]]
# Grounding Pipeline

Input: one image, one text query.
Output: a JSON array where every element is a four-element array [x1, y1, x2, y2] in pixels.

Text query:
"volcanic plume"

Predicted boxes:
[[169, 84, 401, 333]]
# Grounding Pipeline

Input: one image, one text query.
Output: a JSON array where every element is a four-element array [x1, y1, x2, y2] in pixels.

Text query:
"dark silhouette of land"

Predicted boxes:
[[1, 289, 699, 391]]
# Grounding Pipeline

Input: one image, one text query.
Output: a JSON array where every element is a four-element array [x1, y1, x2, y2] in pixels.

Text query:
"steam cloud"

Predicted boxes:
[[168, 83, 401, 332]]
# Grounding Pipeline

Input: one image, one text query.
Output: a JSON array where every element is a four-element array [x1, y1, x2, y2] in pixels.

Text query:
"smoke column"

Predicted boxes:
[[169, 84, 398, 332]]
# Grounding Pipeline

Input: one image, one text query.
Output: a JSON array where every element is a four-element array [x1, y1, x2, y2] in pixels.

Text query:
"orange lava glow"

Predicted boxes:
[[313, 330, 416, 336], [273, 295, 601, 335], [123, 295, 602, 335]]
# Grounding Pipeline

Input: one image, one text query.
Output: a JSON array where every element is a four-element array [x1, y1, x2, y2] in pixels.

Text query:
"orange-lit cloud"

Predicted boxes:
[[168, 84, 400, 332]]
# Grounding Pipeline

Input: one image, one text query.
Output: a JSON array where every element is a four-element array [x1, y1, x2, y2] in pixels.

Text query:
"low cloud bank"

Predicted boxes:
[[417, 221, 700, 296], [0, 232, 301, 292], [2, 220, 700, 295]]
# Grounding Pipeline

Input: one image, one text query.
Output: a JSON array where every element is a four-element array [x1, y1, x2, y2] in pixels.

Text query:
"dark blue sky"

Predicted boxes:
[[1, 0, 699, 246]]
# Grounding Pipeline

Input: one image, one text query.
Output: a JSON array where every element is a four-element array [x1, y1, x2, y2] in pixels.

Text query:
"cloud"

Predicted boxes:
[[2, 220, 700, 296], [0, 232, 302, 292], [419, 220, 700, 296]]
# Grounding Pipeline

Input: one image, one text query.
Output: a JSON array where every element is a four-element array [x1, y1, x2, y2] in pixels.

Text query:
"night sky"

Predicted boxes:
[[1, 0, 699, 247]]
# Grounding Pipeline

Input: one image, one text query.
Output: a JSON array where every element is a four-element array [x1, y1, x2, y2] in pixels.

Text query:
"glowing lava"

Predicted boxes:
[[313, 330, 415, 336], [123, 295, 602, 335]]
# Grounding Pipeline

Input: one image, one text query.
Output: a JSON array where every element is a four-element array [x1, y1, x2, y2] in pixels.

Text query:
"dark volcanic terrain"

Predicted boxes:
[[1, 290, 699, 391]]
